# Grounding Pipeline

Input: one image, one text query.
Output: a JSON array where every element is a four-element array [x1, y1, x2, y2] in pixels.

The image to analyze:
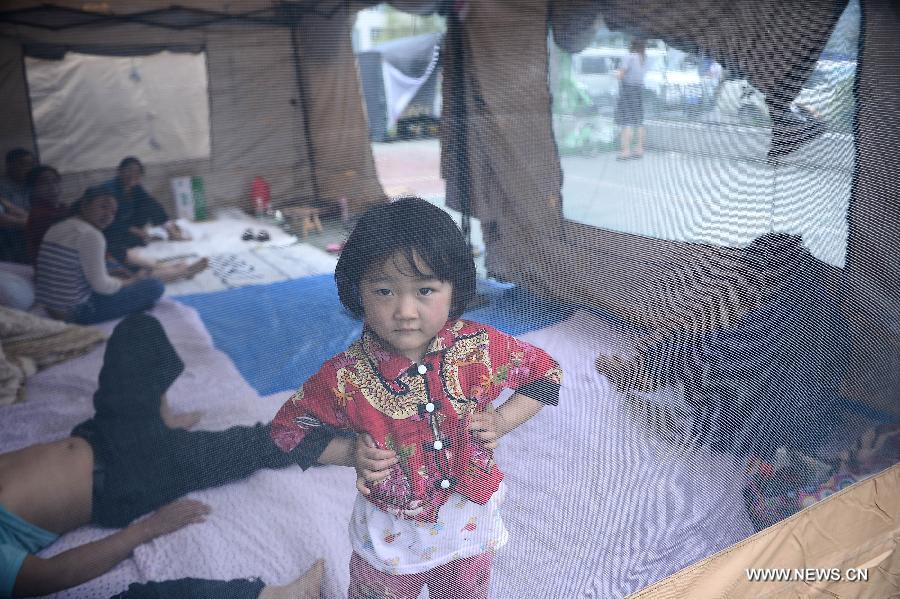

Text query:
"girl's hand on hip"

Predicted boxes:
[[355, 433, 398, 496], [469, 403, 506, 450]]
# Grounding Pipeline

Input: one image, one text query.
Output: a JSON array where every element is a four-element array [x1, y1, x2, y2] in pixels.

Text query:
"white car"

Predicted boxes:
[[716, 60, 856, 129]]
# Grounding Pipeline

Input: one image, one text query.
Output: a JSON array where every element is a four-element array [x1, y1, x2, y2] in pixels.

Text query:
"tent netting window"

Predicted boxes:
[[0, 0, 897, 598]]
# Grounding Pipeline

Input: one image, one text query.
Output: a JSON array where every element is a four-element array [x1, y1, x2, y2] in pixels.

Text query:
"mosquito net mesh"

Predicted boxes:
[[0, 0, 897, 598]]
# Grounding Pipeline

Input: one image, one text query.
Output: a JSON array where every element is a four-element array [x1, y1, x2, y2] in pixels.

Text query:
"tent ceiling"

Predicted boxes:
[[0, 1, 356, 30]]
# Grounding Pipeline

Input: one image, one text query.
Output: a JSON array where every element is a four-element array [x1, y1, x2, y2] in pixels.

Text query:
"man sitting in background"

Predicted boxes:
[[103, 156, 188, 264], [0, 149, 36, 263]]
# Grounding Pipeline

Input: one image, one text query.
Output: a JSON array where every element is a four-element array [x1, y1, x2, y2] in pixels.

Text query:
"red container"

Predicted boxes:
[[251, 176, 271, 216]]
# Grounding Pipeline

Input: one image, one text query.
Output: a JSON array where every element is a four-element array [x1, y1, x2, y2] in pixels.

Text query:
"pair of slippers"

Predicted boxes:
[[242, 228, 270, 242]]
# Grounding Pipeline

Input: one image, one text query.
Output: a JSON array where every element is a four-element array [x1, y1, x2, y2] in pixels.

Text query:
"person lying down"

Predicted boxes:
[[1, 314, 336, 598]]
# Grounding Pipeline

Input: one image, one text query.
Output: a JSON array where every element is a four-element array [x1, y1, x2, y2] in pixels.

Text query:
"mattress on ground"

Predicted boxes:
[[1, 303, 753, 598], [141, 309, 754, 598]]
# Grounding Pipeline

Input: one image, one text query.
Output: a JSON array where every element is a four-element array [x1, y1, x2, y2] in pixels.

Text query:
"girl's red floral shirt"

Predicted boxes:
[[271, 319, 562, 523]]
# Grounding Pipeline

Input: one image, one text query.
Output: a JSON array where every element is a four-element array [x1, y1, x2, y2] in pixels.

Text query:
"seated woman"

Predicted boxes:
[[104, 156, 188, 259], [104, 156, 207, 279], [2, 314, 336, 598], [24, 165, 68, 264], [34, 186, 165, 324]]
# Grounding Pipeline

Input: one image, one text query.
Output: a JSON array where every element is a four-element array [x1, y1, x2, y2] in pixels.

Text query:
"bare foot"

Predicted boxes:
[[164, 410, 204, 430], [840, 425, 900, 475], [259, 559, 325, 599], [167, 222, 192, 241], [595, 354, 658, 393], [184, 257, 209, 279]]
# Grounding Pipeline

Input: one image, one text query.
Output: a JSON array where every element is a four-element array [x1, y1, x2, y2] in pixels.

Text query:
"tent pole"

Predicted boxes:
[[449, 10, 471, 253], [19, 49, 41, 161], [447, 8, 489, 308], [290, 19, 321, 205]]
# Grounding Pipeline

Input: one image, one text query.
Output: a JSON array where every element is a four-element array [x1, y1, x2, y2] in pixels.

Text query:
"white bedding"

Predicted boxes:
[[2, 302, 754, 598], [132, 209, 337, 297]]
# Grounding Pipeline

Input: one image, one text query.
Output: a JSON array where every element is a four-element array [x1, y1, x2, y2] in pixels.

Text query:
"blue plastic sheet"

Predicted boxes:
[[179, 276, 573, 396]]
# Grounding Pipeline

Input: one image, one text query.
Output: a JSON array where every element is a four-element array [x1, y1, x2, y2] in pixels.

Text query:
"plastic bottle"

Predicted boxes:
[[251, 176, 271, 218]]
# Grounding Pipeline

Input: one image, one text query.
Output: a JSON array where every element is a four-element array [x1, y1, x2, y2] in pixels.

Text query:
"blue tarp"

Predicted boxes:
[[179, 276, 574, 396]]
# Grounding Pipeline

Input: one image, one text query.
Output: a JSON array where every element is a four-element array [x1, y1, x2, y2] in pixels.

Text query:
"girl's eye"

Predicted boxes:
[[419, 287, 434, 296], [375, 288, 392, 296]]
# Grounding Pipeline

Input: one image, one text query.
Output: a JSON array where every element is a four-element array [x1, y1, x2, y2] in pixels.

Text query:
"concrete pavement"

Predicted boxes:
[[369, 130, 850, 269]]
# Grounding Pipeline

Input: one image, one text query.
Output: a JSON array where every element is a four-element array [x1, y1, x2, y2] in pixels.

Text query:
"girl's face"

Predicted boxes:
[[360, 251, 453, 363], [81, 195, 118, 231]]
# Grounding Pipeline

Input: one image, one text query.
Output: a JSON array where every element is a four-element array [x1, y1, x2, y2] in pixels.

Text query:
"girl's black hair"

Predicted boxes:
[[117, 156, 144, 173], [335, 197, 476, 320]]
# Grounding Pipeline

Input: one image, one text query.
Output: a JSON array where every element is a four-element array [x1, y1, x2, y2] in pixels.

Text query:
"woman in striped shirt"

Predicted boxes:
[[35, 186, 164, 324]]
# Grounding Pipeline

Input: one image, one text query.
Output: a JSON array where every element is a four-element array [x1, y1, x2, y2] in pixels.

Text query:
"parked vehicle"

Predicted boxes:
[[716, 59, 856, 130]]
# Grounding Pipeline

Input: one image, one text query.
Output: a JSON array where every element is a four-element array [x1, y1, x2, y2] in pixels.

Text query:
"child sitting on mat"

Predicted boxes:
[[271, 197, 562, 599]]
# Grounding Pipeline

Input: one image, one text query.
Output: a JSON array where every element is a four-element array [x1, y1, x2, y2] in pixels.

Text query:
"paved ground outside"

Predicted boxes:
[[310, 139, 851, 268], [309, 134, 850, 269], [560, 148, 850, 267]]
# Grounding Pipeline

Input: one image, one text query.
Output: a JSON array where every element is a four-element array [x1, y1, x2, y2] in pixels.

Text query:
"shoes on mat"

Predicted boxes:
[[242, 228, 271, 242]]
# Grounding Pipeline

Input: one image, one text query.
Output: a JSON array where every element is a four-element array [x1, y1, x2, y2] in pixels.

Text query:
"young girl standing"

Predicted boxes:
[[271, 197, 562, 599]]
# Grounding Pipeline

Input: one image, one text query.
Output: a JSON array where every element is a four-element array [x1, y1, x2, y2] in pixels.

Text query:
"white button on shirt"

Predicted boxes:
[[417, 363, 428, 375]]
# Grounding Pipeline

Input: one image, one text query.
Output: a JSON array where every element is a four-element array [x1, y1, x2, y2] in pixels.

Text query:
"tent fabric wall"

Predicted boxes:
[[2, 0, 292, 15], [0, 1, 383, 214], [550, 0, 602, 54], [442, 0, 756, 334], [291, 3, 386, 213], [204, 27, 316, 208], [438, 0, 872, 355], [839, 0, 900, 420], [0, 37, 36, 156], [630, 463, 900, 598], [25, 50, 211, 173]]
